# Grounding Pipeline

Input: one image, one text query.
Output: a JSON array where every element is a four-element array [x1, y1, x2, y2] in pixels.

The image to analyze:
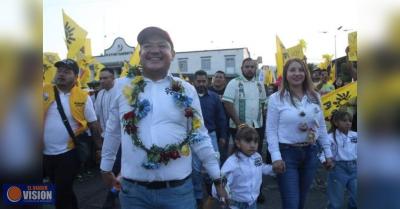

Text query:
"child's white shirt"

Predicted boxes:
[[212, 152, 274, 205], [329, 130, 357, 161]]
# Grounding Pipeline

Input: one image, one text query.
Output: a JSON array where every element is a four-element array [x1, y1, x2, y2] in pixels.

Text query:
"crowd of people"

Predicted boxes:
[[42, 26, 357, 209]]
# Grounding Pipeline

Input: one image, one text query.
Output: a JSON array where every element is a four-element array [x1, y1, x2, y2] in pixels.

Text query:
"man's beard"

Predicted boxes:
[[196, 86, 206, 94], [243, 73, 254, 80]]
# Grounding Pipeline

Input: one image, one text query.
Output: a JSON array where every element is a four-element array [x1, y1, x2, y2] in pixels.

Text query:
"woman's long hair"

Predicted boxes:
[[279, 58, 320, 106]]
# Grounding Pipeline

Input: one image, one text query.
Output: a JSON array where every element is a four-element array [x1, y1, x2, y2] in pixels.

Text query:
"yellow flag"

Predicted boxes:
[[120, 61, 130, 78], [83, 38, 92, 56], [287, 44, 304, 59], [63, 10, 88, 58], [92, 60, 105, 81], [348, 32, 357, 61], [321, 81, 357, 121], [328, 63, 336, 84], [264, 69, 274, 86], [276, 36, 288, 78], [43, 52, 61, 84], [129, 44, 141, 66], [78, 66, 91, 88], [318, 54, 333, 70]]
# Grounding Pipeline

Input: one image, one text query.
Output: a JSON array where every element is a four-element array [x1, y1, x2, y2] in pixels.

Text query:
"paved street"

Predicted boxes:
[[72, 167, 328, 209]]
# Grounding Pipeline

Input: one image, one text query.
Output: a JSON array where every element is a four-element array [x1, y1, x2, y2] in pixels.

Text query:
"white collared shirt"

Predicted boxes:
[[266, 91, 333, 162], [94, 87, 116, 137], [100, 75, 220, 181], [212, 152, 273, 204], [329, 130, 357, 161], [222, 76, 266, 128], [43, 90, 97, 155]]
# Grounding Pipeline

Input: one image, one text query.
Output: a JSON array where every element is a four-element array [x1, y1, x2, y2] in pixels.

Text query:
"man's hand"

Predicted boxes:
[[215, 182, 229, 208], [323, 157, 335, 170], [101, 171, 120, 189], [272, 160, 286, 174]]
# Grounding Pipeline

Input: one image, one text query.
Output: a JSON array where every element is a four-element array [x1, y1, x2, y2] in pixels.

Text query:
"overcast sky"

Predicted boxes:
[[43, 0, 358, 65]]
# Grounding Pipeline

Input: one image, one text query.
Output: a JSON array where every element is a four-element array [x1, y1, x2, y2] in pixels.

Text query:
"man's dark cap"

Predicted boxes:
[[54, 59, 79, 75], [137, 26, 174, 50]]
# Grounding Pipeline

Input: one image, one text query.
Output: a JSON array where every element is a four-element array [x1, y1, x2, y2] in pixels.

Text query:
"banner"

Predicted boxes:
[[348, 32, 357, 61], [321, 81, 357, 121]]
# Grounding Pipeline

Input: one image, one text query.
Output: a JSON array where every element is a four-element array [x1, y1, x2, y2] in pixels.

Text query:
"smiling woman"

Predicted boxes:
[[266, 58, 334, 209]]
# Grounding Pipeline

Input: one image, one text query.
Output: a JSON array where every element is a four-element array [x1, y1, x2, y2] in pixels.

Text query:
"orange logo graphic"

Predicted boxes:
[[7, 186, 22, 202]]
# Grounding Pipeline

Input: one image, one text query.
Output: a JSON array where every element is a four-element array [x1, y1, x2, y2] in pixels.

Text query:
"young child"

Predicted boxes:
[[326, 110, 358, 209], [213, 126, 274, 209]]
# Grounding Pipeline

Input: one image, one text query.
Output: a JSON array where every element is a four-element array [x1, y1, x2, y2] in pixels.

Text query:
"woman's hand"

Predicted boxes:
[[323, 158, 335, 170], [272, 160, 286, 174]]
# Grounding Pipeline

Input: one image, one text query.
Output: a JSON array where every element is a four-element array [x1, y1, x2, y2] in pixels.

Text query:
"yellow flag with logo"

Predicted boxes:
[[129, 44, 141, 66], [321, 81, 357, 121], [43, 52, 61, 84], [63, 10, 88, 59], [348, 32, 357, 61]]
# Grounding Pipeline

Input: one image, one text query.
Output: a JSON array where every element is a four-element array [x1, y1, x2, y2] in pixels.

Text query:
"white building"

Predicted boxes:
[[94, 38, 252, 78], [169, 48, 250, 78], [94, 37, 135, 72]]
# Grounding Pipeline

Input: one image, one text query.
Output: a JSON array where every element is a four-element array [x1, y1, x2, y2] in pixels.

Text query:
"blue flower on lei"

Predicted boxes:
[[166, 90, 193, 108], [136, 99, 151, 119]]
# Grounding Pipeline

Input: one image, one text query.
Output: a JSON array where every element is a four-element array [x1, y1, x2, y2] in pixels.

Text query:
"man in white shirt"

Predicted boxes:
[[222, 58, 267, 154], [43, 59, 102, 209], [94, 67, 122, 209], [95, 68, 115, 136], [100, 26, 228, 209]]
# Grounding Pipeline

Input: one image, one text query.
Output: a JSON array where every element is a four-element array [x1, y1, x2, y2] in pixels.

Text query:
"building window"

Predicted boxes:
[[201, 56, 211, 71], [225, 55, 235, 73], [178, 58, 188, 72]]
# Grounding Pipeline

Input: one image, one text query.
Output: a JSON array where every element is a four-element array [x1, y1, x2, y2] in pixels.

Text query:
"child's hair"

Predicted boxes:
[[233, 126, 259, 157], [330, 110, 353, 144]]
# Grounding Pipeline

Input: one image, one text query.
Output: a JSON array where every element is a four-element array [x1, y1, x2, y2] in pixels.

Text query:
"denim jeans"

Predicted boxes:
[[230, 200, 257, 209], [327, 160, 357, 209], [119, 177, 196, 209], [192, 131, 219, 200], [277, 144, 320, 209]]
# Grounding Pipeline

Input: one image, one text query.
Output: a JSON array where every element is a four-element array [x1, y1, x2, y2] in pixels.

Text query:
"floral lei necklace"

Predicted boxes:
[[122, 74, 205, 169]]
